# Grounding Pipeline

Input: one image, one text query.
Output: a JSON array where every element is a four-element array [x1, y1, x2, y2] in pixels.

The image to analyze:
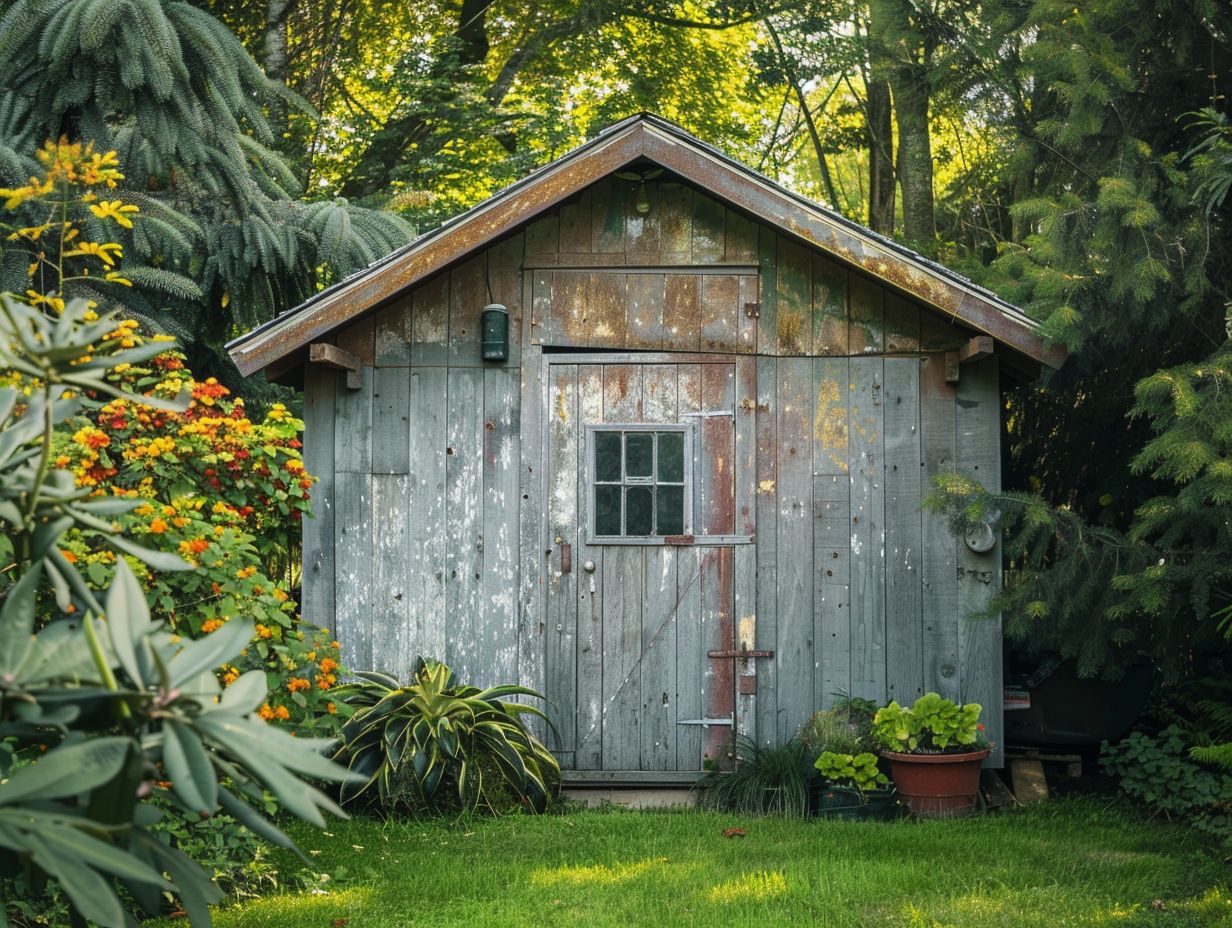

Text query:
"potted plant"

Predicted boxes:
[[812, 751, 898, 820], [871, 692, 990, 817]]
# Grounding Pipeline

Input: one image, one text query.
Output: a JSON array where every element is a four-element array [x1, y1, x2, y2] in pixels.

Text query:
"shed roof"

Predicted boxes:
[[227, 114, 1066, 376]]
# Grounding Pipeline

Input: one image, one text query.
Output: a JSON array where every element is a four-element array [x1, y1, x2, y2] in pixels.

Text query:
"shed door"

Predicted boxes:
[[544, 357, 757, 775]]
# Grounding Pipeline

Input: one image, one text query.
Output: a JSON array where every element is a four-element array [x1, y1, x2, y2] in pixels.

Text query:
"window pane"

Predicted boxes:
[[625, 432, 653, 478], [595, 485, 622, 536], [657, 485, 684, 535], [595, 431, 621, 482], [658, 431, 684, 482], [625, 486, 653, 535]]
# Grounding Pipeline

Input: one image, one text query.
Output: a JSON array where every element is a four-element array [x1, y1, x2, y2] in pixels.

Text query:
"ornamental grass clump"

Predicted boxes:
[[333, 660, 560, 816], [871, 692, 985, 754]]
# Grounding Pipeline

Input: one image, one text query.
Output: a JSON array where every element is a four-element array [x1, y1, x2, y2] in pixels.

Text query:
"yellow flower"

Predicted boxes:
[[65, 241, 123, 268], [88, 199, 139, 228]]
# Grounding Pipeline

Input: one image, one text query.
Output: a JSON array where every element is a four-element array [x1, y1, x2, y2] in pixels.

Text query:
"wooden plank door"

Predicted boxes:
[[544, 356, 757, 775]]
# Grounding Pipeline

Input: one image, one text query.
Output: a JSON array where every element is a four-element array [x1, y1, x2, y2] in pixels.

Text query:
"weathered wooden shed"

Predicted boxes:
[[228, 115, 1064, 780]]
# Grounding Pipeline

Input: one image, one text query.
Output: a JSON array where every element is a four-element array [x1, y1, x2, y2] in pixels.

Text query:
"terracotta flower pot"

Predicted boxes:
[[881, 748, 990, 818]]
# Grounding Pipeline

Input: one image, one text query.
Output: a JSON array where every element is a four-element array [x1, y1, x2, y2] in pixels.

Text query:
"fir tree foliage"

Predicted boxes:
[[0, 0, 412, 364]]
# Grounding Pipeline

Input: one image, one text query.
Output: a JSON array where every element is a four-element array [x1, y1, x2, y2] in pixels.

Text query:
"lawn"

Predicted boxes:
[[198, 798, 1230, 928]]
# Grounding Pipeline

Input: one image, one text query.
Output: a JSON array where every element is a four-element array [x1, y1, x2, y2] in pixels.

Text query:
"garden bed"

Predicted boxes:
[[180, 798, 1229, 928]]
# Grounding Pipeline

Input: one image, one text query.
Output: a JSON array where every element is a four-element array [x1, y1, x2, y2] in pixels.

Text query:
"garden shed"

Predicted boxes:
[[228, 114, 1064, 780]]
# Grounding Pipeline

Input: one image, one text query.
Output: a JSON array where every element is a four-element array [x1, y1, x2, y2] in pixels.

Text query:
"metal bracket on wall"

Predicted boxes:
[[308, 342, 362, 390]]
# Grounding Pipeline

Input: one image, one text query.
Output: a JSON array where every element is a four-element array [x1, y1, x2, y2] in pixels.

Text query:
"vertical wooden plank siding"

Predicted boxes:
[[774, 357, 815, 741], [516, 263, 546, 727], [955, 357, 1004, 765], [371, 366, 410, 474], [848, 357, 887, 703], [545, 365, 578, 757], [488, 232, 524, 368], [482, 367, 521, 683], [445, 368, 484, 682], [812, 256, 848, 356], [813, 357, 851, 709], [640, 365, 679, 770], [410, 273, 449, 365], [698, 364, 736, 763], [775, 237, 812, 357], [733, 356, 758, 740], [334, 365, 372, 474], [919, 355, 960, 702], [675, 364, 704, 768], [301, 366, 335, 634], [406, 367, 448, 665], [757, 227, 778, 356], [848, 274, 885, 356], [883, 359, 924, 704], [691, 192, 726, 262], [333, 471, 373, 672], [574, 364, 604, 769], [601, 365, 643, 769], [374, 294, 413, 365], [371, 474, 412, 678], [753, 355, 778, 744]]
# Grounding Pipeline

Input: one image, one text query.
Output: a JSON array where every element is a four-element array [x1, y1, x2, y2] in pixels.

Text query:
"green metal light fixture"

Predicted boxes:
[[481, 303, 509, 362]]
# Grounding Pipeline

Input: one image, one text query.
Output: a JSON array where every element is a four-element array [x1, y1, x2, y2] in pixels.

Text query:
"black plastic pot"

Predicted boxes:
[[812, 786, 900, 820]]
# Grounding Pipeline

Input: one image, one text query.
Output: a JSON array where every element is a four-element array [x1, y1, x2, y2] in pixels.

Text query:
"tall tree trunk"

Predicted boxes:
[[866, 76, 895, 234], [893, 70, 935, 243], [265, 0, 294, 137]]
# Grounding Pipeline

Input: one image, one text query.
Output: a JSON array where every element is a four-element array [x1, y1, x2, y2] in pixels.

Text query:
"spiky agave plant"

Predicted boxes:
[[334, 659, 559, 815]]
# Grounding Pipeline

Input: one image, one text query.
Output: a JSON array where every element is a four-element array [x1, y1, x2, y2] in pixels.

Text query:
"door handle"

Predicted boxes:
[[558, 539, 571, 574]]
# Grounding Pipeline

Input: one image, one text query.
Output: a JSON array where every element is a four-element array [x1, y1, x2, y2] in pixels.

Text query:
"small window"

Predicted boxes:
[[590, 426, 690, 541]]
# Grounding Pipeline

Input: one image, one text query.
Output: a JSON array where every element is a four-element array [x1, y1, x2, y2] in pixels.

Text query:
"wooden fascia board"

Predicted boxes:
[[228, 123, 652, 376], [638, 126, 1066, 370]]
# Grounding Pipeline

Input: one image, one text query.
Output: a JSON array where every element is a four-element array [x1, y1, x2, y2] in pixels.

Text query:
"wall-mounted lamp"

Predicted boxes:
[[616, 167, 664, 215], [481, 303, 509, 362]]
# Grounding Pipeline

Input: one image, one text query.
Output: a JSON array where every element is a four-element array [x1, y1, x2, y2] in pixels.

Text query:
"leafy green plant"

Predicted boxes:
[[0, 296, 358, 927], [800, 694, 879, 755], [814, 752, 889, 794], [1101, 726, 1232, 845], [333, 660, 559, 815], [695, 737, 817, 818], [871, 692, 985, 754]]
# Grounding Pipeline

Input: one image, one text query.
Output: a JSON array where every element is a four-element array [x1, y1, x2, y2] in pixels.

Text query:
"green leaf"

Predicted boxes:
[[167, 619, 253, 688], [105, 559, 152, 687], [219, 669, 267, 714], [161, 720, 217, 814], [0, 563, 42, 675], [0, 738, 133, 804]]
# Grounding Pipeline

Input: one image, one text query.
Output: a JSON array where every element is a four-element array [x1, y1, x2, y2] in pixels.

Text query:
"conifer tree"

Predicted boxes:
[[0, 0, 412, 379]]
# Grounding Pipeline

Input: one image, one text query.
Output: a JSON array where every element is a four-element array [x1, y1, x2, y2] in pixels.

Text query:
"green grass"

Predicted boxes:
[[200, 798, 1230, 928]]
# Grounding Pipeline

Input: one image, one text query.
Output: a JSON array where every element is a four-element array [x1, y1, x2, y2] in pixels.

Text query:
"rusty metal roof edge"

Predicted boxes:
[[228, 112, 1065, 370]]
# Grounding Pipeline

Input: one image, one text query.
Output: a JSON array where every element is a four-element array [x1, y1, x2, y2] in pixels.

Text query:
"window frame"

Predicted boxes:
[[585, 422, 694, 545]]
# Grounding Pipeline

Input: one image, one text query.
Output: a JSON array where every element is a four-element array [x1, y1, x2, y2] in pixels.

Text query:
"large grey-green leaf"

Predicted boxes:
[[0, 737, 130, 804], [0, 563, 41, 675], [167, 618, 253, 688], [161, 720, 217, 814], [14, 617, 99, 685], [105, 558, 152, 686], [218, 668, 266, 714]]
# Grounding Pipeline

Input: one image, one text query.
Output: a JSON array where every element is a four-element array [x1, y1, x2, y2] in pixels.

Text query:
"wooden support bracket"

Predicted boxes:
[[308, 342, 361, 390], [945, 336, 996, 383]]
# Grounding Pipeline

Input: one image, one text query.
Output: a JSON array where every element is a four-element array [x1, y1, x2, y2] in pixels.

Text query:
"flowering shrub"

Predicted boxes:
[[54, 338, 347, 736], [3, 139, 346, 739]]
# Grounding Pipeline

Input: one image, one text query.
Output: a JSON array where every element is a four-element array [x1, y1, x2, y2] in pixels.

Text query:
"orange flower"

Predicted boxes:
[[326, 702, 337, 714], [201, 619, 223, 633], [275, 706, 290, 720], [60, 549, 77, 563], [319, 657, 338, 674], [149, 517, 167, 534], [287, 677, 311, 693], [258, 703, 275, 721], [255, 624, 272, 639], [315, 673, 336, 691]]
